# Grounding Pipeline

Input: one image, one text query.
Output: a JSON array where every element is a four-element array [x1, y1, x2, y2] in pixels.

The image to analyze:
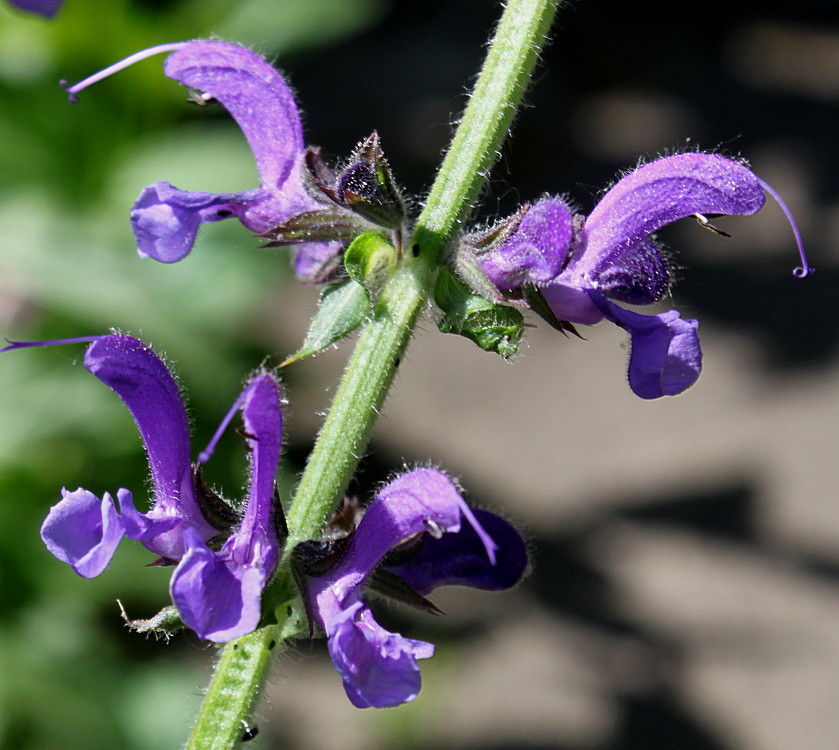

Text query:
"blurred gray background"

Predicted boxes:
[[0, 0, 837, 748]]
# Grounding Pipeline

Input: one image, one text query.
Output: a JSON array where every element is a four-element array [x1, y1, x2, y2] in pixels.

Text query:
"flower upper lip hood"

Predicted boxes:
[[299, 468, 527, 708], [128, 41, 332, 266], [7, 334, 286, 642], [476, 152, 811, 399], [63, 334, 219, 561], [546, 153, 767, 321]]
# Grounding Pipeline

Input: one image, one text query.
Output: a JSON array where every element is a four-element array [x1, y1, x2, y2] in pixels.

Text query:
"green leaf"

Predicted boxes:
[[281, 279, 370, 366]]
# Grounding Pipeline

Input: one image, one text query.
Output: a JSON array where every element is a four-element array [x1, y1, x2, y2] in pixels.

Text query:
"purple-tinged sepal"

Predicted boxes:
[[260, 208, 365, 247], [299, 469, 527, 708], [307, 132, 406, 231], [472, 197, 574, 293]]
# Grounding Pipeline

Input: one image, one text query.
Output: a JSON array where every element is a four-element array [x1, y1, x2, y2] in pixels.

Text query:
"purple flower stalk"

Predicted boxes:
[[300, 468, 527, 708], [476, 153, 813, 399], [6, 0, 62, 17], [63, 41, 337, 278], [4, 334, 285, 642]]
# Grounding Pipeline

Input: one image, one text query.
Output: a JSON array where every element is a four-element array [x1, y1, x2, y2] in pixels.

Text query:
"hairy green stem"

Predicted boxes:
[[285, 255, 432, 541], [185, 608, 304, 750], [185, 1, 559, 746], [415, 0, 559, 261], [185, 627, 276, 750]]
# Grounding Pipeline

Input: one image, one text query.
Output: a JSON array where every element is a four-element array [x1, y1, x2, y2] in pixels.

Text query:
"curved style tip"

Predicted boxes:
[[60, 42, 188, 103], [757, 177, 814, 279], [58, 79, 79, 104], [1, 335, 99, 354]]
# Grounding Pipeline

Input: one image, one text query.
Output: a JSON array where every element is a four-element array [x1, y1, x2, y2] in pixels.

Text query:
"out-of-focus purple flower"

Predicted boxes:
[[4, 334, 285, 641], [299, 468, 527, 708], [476, 153, 812, 399], [7, 0, 62, 17], [62, 41, 339, 279]]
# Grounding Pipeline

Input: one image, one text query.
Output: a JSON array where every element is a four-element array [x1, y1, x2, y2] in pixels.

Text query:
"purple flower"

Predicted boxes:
[[5, 334, 284, 642], [299, 468, 527, 708], [476, 153, 812, 399], [7, 0, 62, 17], [63, 41, 338, 278]]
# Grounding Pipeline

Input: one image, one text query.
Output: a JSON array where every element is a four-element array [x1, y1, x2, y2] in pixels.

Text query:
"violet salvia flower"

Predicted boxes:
[[63, 41, 338, 278], [4, 334, 285, 641], [300, 468, 527, 708], [170, 372, 285, 641], [6, 0, 62, 16], [476, 153, 813, 399]]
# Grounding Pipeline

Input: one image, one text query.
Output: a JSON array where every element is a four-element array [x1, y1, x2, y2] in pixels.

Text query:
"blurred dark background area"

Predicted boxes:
[[1, 0, 837, 748]]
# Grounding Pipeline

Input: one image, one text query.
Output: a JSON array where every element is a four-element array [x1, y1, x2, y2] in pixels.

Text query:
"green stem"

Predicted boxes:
[[415, 0, 559, 262], [185, 627, 276, 750], [185, 609, 303, 750], [285, 255, 432, 541], [184, 1, 559, 746]]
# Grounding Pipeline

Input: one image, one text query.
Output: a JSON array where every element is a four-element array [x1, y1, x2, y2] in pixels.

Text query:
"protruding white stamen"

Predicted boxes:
[[693, 213, 731, 238], [424, 519, 444, 539], [757, 177, 814, 278], [61, 42, 188, 104]]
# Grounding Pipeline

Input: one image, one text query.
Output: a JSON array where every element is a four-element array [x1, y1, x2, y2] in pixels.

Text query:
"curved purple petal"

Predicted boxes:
[[575, 153, 765, 298], [164, 41, 305, 195], [224, 373, 283, 574], [170, 374, 284, 641], [170, 526, 266, 642], [40, 488, 125, 578], [130, 182, 245, 263], [327, 600, 434, 708], [480, 198, 574, 291], [132, 42, 324, 262], [332, 469, 470, 586], [593, 294, 702, 399], [383, 509, 527, 595], [84, 336, 189, 507], [83, 336, 216, 541]]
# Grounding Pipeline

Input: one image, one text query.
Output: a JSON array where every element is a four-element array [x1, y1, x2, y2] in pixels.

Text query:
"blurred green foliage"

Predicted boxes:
[[0, 1, 387, 748]]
